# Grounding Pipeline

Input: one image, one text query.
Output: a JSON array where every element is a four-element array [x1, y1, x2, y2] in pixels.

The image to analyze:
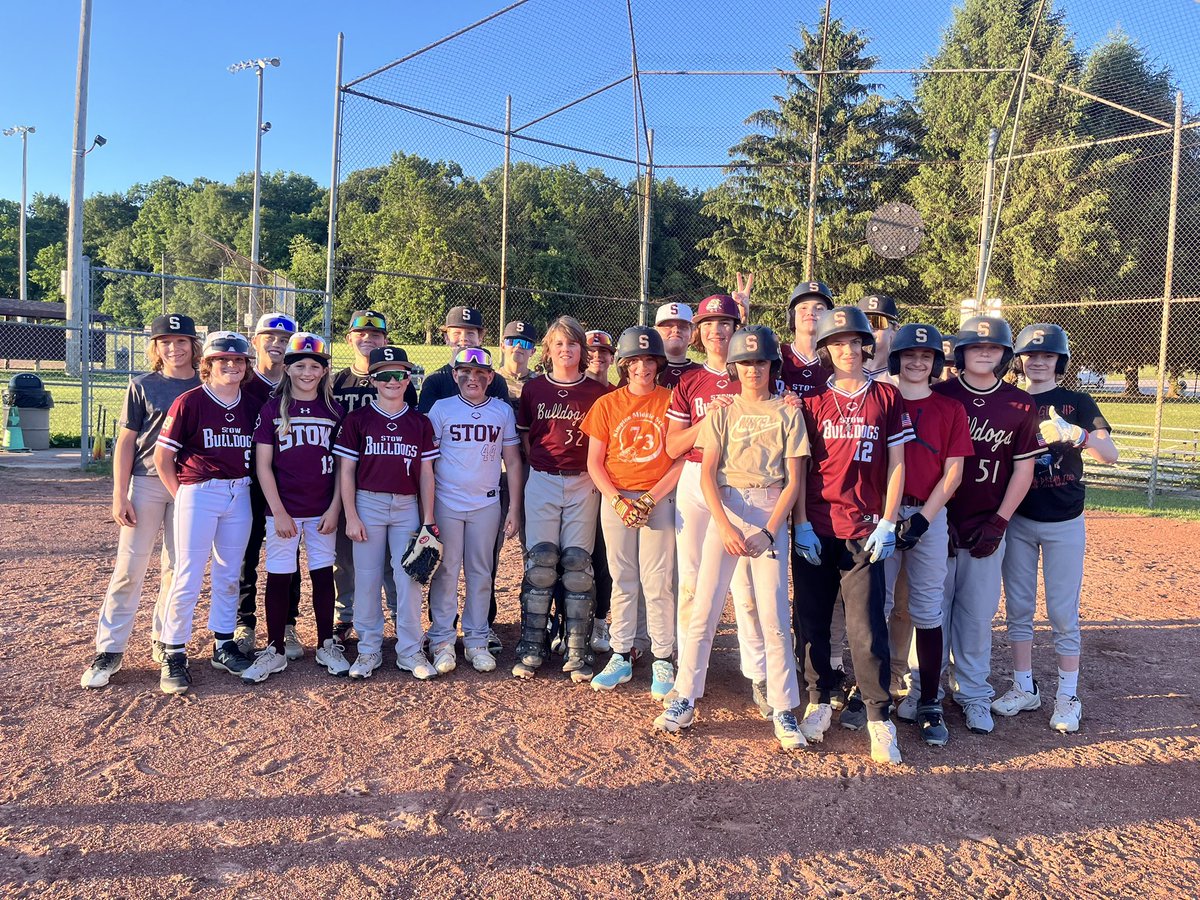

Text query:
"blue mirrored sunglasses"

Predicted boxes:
[[504, 337, 535, 350]]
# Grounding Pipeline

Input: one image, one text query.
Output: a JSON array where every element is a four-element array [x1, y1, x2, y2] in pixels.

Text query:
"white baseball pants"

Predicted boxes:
[[351, 490, 423, 657], [427, 499, 502, 651], [264, 517, 337, 574], [1001, 513, 1085, 656], [601, 490, 676, 660]]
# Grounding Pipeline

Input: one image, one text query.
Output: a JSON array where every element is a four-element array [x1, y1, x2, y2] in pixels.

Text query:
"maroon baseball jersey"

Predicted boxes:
[[803, 379, 914, 540], [667, 364, 740, 463], [254, 395, 344, 518], [157, 386, 256, 484], [933, 376, 1045, 535], [242, 370, 282, 414], [517, 375, 610, 473], [780, 344, 830, 397], [900, 392, 974, 503], [333, 404, 438, 496]]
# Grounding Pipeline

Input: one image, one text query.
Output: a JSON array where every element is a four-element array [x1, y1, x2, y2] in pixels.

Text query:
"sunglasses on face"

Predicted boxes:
[[867, 315, 892, 330], [350, 314, 387, 331], [372, 370, 410, 383], [454, 347, 493, 367], [504, 338, 535, 350]]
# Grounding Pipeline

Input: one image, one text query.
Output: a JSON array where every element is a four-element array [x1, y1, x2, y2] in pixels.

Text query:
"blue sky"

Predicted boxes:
[[2, 0, 1197, 203]]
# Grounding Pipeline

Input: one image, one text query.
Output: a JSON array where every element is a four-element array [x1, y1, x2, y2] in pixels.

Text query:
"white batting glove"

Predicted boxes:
[[1038, 405, 1087, 448]]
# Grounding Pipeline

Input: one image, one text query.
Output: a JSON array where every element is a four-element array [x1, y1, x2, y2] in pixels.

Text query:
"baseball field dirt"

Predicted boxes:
[[1, 469, 1197, 898]]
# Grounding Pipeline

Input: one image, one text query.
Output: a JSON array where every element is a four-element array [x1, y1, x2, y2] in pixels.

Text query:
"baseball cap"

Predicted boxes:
[[585, 330, 614, 350], [149, 313, 196, 339], [367, 346, 414, 374], [348, 310, 388, 333], [283, 332, 331, 365], [503, 320, 539, 343], [202, 331, 252, 359], [254, 312, 298, 336], [654, 302, 693, 326], [693, 294, 743, 324], [442, 306, 485, 330], [451, 347, 495, 371]]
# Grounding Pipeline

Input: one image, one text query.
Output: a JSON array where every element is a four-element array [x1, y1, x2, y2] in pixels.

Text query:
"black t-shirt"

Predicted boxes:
[[417, 363, 510, 414], [331, 367, 417, 415], [1017, 385, 1111, 523]]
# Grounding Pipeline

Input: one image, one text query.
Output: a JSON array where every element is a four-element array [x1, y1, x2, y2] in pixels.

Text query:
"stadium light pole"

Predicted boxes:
[[3, 126, 35, 303], [229, 56, 280, 323]]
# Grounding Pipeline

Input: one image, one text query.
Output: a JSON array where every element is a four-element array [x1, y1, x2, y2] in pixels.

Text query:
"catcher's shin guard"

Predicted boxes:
[[516, 581, 554, 667], [559, 547, 596, 679], [525, 541, 560, 589]]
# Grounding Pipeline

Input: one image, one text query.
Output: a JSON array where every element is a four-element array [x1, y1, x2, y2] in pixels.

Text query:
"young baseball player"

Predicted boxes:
[[655, 325, 809, 748], [335, 346, 440, 680], [941, 335, 959, 382], [329, 310, 416, 641], [792, 306, 912, 764], [234, 312, 302, 660], [81, 314, 201, 689], [654, 302, 699, 388], [426, 348, 523, 674], [584, 329, 616, 652], [858, 294, 900, 383], [925, 316, 1042, 735], [498, 320, 540, 401], [514, 317, 610, 680], [665, 293, 770, 715], [779, 281, 834, 398], [583, 326, 684, 697], [881, 324, 973, 746], [242, 332, 347, 682], [994, 323, 1118, 733], [154, 332, 259, 695]]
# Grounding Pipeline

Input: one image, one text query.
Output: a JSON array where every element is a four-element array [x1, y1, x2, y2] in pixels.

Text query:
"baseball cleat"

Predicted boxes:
[[963, 700, 995, 734], [799, 702, 833, 742], [654, 698, 695, 734], [81, 651, 123, 689], [1050, 695, 1082, 733], [916, 703, 949, 746], [487, 629, 503, 655], [233, 624, 256, 656], [840, 686, 868, 730], [751, 680, 772, 719], [211, 640, 254, 675], [283, 625, 304, 661], [431, 644, 457, 675], [868, 720, 903, 765], [241, 646, 287, 683], [895, 692, 920, 723], [333, 621, 355, 643], [465, 646, 497, 673], [774, 711, 809, 750], [650, 659, 675, 701], [992, 681, 1042, 716], [590, 618, 611, 653], [348, 651, 382, 680], [591, 653, 633, 691], [160, 651, 191, 695], [511, 660, 538, 679], [316, 638, 351, 676], [397, 652, 438, 680]]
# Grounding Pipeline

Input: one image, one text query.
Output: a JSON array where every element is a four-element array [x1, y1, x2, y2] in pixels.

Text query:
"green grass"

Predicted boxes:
[[1092, 399, 1200, 431], [1085, 487, 1200, 520]]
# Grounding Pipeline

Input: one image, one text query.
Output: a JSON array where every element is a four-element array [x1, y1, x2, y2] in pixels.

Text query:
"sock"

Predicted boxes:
[[830, 655, 844, 672], [265, 572, 292, 653], [915, 626, 943, 705], [212, 632, 233, 642], [1057, 668, 1079, 699], [1014, 669, 1035, 693], [310, 566, 335, 645]]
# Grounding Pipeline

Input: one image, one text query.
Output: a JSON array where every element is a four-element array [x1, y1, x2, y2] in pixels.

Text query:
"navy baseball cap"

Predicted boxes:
[[368, 346, 414, 373], [503, 320, 539, 343], [150, 313, 197, 338], [443, 306, 485, 330]]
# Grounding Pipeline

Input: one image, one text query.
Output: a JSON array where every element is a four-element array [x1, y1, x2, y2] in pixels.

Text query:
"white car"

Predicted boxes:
[[1076, 368, 1106, 388]]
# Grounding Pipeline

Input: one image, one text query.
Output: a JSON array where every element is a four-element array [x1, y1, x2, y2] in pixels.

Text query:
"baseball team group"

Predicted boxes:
[[79, 278, 1118, 765]]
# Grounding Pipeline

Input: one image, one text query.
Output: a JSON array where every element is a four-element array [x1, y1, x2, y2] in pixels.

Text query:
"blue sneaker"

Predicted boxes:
[[591, 653, 633, 691], [650, 659, 675, 701]]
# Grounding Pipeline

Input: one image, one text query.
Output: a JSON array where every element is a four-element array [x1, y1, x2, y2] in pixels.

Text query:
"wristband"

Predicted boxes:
[[761, 529, 775, 545]]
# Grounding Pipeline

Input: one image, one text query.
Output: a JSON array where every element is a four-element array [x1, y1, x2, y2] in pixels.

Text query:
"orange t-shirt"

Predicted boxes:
[[580, 385, 673, 492]]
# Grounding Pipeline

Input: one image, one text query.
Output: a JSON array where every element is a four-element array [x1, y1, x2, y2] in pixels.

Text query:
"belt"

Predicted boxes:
[[902, 495, 927, 507], [536, 469, 583, 477]]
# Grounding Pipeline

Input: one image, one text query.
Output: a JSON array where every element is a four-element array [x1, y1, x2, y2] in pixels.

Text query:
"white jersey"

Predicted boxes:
[[427, 394, 519, 513]]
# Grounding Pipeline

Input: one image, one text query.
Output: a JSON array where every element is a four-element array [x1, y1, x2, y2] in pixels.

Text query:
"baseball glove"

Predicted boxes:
[[402, 524, 443, 584]]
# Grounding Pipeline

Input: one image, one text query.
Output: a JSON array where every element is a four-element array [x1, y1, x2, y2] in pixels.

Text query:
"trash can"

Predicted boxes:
[[3, 373, 54, 450]]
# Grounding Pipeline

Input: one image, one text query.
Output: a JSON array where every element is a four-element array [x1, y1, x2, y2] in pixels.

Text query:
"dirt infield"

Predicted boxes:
[[1, 468, 1197, 899]]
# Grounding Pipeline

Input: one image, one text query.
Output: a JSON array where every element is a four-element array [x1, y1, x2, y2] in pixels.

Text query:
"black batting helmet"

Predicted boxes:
[[1014, 323, 1071, 375], [857, 293, 900, 323], [788, 280, 834, 310], [888, 323, 945, 378], [615, 325, 667, 366], [815, 306, 876, 368], [954, 316, 1014, 376], [726, 325, 782, 383]]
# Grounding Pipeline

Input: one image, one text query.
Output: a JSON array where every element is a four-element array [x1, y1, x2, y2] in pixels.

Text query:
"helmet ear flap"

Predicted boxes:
[[726, 363, 739, 382], [816, 346, 833, 370], [1055, 354, 1068, 377]]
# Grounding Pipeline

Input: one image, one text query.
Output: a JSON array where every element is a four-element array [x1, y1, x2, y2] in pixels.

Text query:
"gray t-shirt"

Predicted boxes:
[[119, 370, 201, 477]]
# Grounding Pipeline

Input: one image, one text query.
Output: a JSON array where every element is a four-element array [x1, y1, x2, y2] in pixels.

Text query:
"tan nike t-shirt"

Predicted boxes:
[[696, 394, 810, 489]]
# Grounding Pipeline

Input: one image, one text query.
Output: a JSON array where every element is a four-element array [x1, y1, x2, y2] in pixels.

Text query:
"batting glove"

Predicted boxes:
[[632, 491, 657, 518], [863, 519, 897, 564], [1038, 405, 1088, 448], [792, 522, 822, 566], [968, 513, 1008, 559], [611, 495, 647, 529], [894, 512, 929, 552]]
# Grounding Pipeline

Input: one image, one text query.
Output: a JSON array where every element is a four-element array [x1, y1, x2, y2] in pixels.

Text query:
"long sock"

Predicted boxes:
[[265, 573, 291, 653], [915, 626, 943, 705], [1014, 669, 1035, 693], [1057, 668, 1079, 698], [311, 566, 335, 645]]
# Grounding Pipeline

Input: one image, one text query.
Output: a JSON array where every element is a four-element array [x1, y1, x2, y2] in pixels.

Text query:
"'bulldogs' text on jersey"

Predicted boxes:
[[158, 385, 256, 484]]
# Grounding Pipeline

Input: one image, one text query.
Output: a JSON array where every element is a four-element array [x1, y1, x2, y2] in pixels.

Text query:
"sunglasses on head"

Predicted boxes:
[[350, 314, 387, 331], [372, 370, 410, 383], [504, 338, 534, 350], [263, 316, 295, 332], [287, 334, 329, 355]]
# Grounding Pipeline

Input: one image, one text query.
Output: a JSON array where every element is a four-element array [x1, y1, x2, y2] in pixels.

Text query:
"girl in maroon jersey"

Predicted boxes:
[[335, 346, 440, 681], [243, 333, 347, 683], [155, 332, 259, 695]]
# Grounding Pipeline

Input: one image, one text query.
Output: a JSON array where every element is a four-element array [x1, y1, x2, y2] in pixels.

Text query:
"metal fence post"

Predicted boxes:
[[323, 32, 345, 342], [638, 128, 654, 327], [80, 256, 92, 468], [498, 95, 512, 336], [975, 128, 1000, 304], [804, 0, 832, 282], [1147, 91, 1184, 507]]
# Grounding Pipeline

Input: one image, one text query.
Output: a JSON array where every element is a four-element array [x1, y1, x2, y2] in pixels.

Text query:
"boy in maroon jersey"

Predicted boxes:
[[928, 316, 1042, 735], [779, 281, 834, 397], [792, 306, 913, 764], [334, 346, 440, 681]]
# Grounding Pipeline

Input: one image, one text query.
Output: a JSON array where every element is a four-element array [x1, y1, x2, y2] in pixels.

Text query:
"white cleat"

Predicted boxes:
[[868, 719, 903, 765], [799, 702, 833, 743], [991, 681, 1042, 717], [1050, 695, 1082, 733]]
